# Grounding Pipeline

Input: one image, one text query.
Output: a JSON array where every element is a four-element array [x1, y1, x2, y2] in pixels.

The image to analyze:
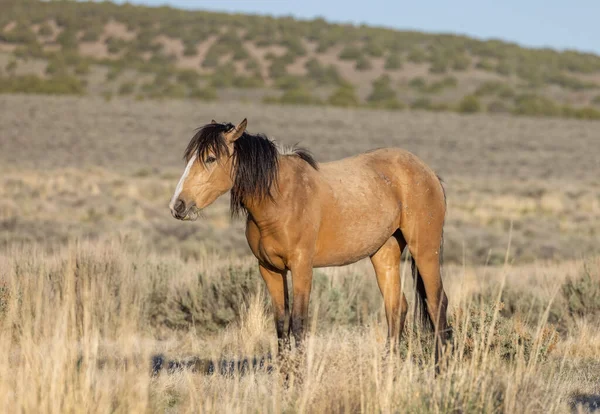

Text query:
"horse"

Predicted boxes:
[[169, 118, 450, 363]]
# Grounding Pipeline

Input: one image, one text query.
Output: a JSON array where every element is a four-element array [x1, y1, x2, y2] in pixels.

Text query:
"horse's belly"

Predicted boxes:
[[312, 202, 400, 267]]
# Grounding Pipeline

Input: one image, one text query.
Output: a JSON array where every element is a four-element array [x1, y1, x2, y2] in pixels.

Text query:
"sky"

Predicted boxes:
[[109, 0, 600, 55]]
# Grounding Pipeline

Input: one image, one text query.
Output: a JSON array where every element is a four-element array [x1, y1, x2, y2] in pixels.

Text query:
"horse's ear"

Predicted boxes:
[[211, 119, 217, 124], [227, 118, 247, 142]]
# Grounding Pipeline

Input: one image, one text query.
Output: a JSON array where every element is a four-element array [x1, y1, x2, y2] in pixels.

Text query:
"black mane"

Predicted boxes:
[[183, 122, 318, 216]]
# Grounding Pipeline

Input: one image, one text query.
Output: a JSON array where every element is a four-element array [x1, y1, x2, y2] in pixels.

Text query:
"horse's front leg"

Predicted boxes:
[[288, 256, 314, 349], [258, 264, 290, 356]]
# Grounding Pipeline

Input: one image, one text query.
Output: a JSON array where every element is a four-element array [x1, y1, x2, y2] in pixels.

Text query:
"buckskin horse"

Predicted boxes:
[[169, 118, 450, 363]]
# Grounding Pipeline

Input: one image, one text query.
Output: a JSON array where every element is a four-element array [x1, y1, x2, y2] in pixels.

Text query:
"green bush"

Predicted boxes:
[[118, 81, 136, 95], [592, 95, 600, 105], [305, 58, 343, 86], [495, 60, 513, 76], [189, 86, 217, 101], [0, 74, 85, 95], [475, 81, 515, 98], [513, 94, 561, 117], [408, 77, 427, 90], [210, 62, 236, 88], [367, 74, 403, 109], [278, 87, 321, 105], [411, 97, 432, 110], [423, 76, 458, 93], [429, 52, 449, 74], [384, 53, 402, 70], [232, 74, 265, 88], [407, 47, 427, 64], [476, 59, 495, 71], [457, 95, 482, 113], [338, 45, 362, 60], [5, 60, 18, 74], [74, 60, 91, 76], [364, 40, 384, 58], [38, 22, 54, 37], [355, 55, 372, 71], [452, 54, 471, 71], [106, 37, 127, 54], [328, 85, 359, 107]]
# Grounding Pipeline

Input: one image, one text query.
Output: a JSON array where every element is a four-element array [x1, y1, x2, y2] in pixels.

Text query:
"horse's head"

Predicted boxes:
[[169, 118, 247, 220]]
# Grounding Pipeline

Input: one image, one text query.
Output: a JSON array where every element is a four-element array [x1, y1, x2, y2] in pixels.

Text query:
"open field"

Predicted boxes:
[[0, 94, 599, 413], [1, 94, 598, 264]]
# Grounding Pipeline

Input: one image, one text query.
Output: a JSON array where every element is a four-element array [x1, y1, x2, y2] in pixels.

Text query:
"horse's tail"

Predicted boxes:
[[411, 257, 434, 332]]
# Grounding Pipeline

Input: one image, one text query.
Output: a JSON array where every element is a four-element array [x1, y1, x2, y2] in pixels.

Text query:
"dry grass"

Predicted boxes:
[[0, 239, 598, 413]]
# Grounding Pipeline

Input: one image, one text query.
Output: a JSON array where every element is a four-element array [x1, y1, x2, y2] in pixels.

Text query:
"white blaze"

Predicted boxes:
[[169, 154, 197, 210]]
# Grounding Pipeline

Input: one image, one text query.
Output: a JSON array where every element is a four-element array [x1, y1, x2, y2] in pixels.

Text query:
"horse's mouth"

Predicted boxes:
[[181, 205, 200, 221]]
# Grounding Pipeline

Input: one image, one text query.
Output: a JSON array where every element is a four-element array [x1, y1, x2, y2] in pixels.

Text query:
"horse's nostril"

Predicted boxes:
[[174, 199, 185, 214]]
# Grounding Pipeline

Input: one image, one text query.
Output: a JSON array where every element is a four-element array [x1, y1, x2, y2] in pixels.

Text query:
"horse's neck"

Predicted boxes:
[[243, 155, 311, 226]]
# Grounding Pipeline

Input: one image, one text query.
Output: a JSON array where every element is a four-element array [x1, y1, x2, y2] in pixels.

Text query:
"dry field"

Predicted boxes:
[[0, 94, 599, 413]]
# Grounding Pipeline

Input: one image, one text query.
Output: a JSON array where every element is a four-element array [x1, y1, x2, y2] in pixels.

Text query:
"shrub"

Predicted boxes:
[[232, 74, 265, 88], [453, 301, 558, 363], [384, 53, 402, 70], [592, 95, 600, 105], [475, 81, 515, 98], [305, 58, 343, 86], [476, 59, 495, 71], [74, 60, 91, 76], [189, 86, 217, 101], [423, 76, 458, 93], [457, 95, 482, 113], [0, 74, 85, 95], [411, 97, 432, 110], [452, 54, 471, 71], [355, 55, 372, 71], [495, 60, 513, 76], [429, 56, 448, 74], [338, 45, 362, 60], [5, 60, 17, 74], [364, 40, 384, 58], [407, 47, 427, 63], [275, 75, 304, 91], [210, 63, 236, 88], [38, 22, 54, 37], [513, 94, 561, 117], [278, 87, 321, 105], [106, 37, 127, 54], [562, 263, 600, 320], [118, 81, 136, 95], [408, 77, 426, 90], [328, 85, 359, 107], [176, 69, 200, 88], [367, 74, 404, 109]]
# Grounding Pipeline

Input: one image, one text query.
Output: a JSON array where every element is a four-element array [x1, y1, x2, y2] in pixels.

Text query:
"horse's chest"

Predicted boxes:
[[245, 222, 287, 271]]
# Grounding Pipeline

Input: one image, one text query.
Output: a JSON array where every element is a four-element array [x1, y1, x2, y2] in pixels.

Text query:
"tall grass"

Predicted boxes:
[[0, 238, 598, 412]]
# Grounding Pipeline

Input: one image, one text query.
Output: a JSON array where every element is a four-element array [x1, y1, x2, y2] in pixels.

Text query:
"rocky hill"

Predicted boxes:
[[1, 0, 600, 118]]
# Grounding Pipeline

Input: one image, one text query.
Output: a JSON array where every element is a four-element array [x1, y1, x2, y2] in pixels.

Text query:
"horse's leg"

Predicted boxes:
[[370, 235, 408, 353], [403, 223, 449, 363], [288, 258, 313, 349], [259, 264, 290, 356]]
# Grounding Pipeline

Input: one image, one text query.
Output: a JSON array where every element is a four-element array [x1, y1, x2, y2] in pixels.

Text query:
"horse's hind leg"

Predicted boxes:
[[370, 234, 408, 353], [402, 221, 449, 361]]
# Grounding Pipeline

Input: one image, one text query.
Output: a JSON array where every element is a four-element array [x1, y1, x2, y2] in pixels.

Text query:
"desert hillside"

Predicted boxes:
[[1, 0, 600, 118]]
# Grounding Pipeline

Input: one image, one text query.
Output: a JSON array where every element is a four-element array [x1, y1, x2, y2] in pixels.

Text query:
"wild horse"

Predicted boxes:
[[169, 119, 450, 363]]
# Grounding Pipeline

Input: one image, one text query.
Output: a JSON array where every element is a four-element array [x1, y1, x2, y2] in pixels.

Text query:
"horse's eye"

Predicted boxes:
[[205, 156, 216, 164]]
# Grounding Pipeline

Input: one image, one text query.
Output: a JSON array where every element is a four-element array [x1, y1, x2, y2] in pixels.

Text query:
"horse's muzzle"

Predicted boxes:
[[170, 199, 189, 220]]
